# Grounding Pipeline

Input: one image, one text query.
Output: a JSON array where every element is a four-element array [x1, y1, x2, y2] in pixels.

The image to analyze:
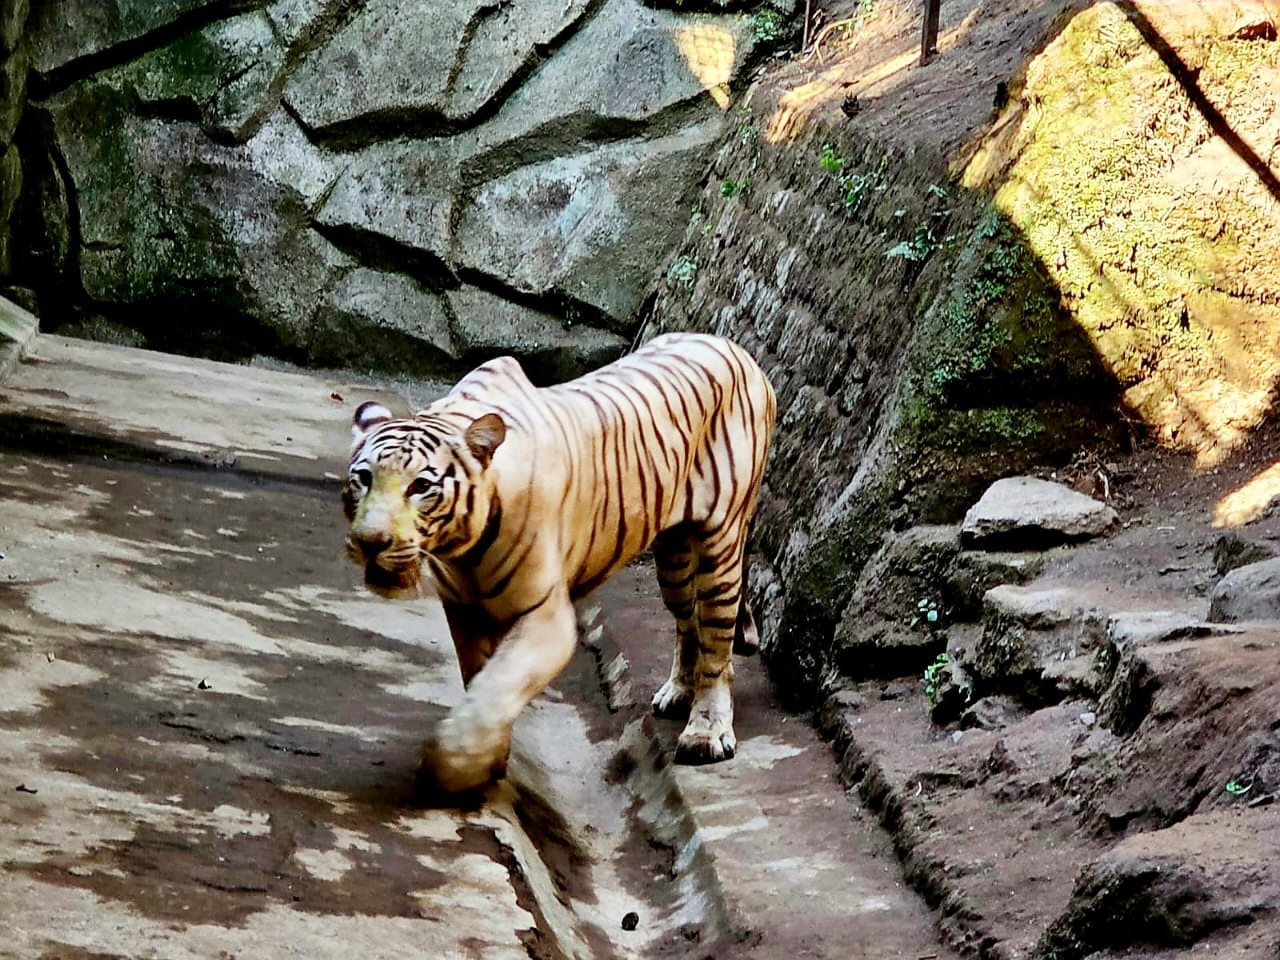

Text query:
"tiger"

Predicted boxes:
[[343, 332, 777, 797]]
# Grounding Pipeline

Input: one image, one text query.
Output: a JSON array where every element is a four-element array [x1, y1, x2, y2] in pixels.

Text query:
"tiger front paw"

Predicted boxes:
[[651, 678, 693, 718], [674, 709, 736, 765], [411, 715, 511, 802]]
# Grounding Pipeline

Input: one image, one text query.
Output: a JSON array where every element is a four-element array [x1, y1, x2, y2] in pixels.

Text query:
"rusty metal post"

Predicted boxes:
[[920, 0, 941, 63]]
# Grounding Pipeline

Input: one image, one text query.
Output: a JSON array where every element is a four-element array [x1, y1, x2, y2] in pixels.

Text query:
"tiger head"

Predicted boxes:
[[343, 401, 507, 598]]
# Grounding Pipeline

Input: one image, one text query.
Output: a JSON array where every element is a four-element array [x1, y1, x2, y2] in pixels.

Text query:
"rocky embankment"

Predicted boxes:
[[821, 469, 1280, 959]]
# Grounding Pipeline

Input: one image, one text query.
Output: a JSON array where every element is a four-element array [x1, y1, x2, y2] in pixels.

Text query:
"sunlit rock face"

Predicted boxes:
[[21, 0, 762, 377]]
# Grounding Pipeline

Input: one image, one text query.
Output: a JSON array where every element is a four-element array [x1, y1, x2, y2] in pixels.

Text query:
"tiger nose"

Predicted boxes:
[[353, 534, 392, 562]]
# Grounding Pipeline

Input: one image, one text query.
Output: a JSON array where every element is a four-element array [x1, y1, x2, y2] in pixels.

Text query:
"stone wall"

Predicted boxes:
[[640, 104, 1122, 704], [17, 0, 783, 376], [0, 0, 25, 279]]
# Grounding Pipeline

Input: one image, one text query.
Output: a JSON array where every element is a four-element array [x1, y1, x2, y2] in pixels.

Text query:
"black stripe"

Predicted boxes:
[[455, 494, 504, 570]]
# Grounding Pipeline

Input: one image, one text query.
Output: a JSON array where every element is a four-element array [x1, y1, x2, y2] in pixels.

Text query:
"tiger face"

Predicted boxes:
[[343, 401, 506, 598]]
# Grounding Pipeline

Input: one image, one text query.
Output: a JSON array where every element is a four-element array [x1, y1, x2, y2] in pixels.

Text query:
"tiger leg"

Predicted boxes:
[[734, 596, 761, 656], [441, 600, 498, 688], [675, 532, 746, 764], [651, 526, 700, 718], [416, 588, 577, 798]]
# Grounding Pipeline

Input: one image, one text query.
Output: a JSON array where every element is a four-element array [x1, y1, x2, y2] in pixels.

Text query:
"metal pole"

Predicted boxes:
[[921, 0, 941, 64]]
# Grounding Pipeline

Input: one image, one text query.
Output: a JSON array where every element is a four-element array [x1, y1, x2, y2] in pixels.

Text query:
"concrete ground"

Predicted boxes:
[[0, 327, 955, 959]]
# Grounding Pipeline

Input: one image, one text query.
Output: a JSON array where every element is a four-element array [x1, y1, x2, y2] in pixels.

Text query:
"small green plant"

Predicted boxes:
[[819, 143, 846, 175], [910, 596, 940, 628], [667, 253, 697, 289], [923, 652, 949, 705], [1225, 777, 1254, 798], [752, 7, 786, 43], [840, 170, 875, 210], [886, 223, 938, 262], [818, 144, 884, 212], [721, 177, 750, 198], [684, 202, 708, 242]]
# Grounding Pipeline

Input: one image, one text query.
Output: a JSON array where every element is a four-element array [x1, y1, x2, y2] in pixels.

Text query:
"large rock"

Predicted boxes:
[[832, 524, 1040, 679], [1209, 557, 1280, 623], [28, 0, 212, 75], [110, 9, 287, 141], [455, 120, 722, 329], [305, 268, 457, 375], [313, 138, 459, 276], [1085, 627, 1280, 831], [468, 0, 755, 152], [1105, 610, 1236, 653], [969, 582, 1131, 704], [47, 84, 345, 353], [285, 0, 596, 130], [446, 287, 627, 384], [1040, 807, 1280, 958], [962, 476, 1118, 549]]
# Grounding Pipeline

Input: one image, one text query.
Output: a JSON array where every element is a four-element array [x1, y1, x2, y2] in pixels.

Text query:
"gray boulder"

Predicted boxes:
[[446, 287, 627, 384], [962, 476, 1118, 549], [833, 524, 1040, 679], [48, 83, 346, 351], [285, 0, 596, 130], [1106, 610, 1237, 652], [111, 9, 286, 141], [455, 120, 722, 329], [970, 583, 1115, 704], [306, 268, 456, 376], [28, 0, 210, 75], [1209, 557, 1280, 623], [468, 0, 756, 152], [313, 137, 459, 277]]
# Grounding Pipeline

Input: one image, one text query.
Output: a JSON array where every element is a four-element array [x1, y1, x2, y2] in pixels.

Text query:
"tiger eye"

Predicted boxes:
[[406, 476, 433, 497]]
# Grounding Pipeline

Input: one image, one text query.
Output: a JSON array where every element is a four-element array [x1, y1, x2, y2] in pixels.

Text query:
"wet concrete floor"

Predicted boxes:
[[0, 335, 957, 959]]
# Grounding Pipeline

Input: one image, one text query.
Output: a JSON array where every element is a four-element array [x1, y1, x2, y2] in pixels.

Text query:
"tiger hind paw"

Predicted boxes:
[[652, 678, 693, 718]]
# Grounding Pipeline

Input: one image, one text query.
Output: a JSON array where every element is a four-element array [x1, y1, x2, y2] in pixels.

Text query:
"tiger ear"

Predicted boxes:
[[352, 401, 394, 444], [463, 412, 506, 467]]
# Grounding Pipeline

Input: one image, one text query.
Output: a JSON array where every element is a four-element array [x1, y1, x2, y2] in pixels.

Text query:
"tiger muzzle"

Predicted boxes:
[[351, 534, 392, 564], [348, 531, 423, 598]]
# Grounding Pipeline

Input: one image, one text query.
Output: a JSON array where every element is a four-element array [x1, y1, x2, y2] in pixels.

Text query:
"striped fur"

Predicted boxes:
[[344, 332, 776, 796]]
